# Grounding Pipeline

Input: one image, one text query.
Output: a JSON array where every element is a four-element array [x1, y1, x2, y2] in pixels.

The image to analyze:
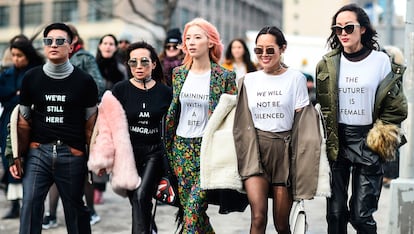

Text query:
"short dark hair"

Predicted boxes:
[[126, 41, 165, 84], [43, 23, 74, 44], [255, 26, 287, 49]]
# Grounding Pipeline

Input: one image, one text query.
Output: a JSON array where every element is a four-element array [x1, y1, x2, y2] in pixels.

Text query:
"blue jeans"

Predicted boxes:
[[20, 142, 91, 234]]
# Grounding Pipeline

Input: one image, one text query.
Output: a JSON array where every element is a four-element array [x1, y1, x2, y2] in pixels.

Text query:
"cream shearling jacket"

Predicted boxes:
[[200, 94, 243, 192]]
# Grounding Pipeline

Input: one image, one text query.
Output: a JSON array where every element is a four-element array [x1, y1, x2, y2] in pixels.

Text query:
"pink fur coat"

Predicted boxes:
[[88, 91, 141, 197]]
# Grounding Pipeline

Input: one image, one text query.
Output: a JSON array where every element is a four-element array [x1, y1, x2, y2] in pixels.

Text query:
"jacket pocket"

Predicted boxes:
[[316, 73, 329, 94]]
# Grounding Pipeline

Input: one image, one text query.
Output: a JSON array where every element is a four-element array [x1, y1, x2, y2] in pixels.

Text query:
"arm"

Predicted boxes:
[[85, 106, 98, 146], [225, 70, 237, 95]]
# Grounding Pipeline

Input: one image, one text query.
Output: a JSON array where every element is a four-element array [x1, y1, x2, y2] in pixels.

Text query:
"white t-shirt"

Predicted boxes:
[[338, 51, 391, 125], [176, 70, 211, 138], [244, 69, 309, 132], [233, 62, 247, 84]]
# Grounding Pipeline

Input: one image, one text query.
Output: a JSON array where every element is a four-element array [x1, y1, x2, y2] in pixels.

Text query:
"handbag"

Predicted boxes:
[[289, 200, 307, 234], [154, 154, 180, 207]]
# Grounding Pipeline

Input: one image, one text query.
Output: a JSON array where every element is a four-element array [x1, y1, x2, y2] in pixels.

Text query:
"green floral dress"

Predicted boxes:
[[165, 62, 237, 233]]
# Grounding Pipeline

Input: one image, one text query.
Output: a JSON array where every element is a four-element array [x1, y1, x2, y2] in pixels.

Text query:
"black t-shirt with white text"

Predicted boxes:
[[111, 80, 172, 145], [20, 66, 98, 151]]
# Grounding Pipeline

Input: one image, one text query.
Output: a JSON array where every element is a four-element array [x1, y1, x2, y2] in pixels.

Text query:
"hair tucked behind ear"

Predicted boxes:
[[181, 18, 223, 69], [126, 41, 166, 84]]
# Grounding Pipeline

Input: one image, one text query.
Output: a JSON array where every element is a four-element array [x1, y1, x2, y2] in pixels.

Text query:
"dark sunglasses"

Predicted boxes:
[[331, 23, 360, 35], [165, 44, 178, 50], [43, 37, 68, 46], [254, 47, 275, 55], [128, 57, 151, 67], [119, 40, 130, 44]]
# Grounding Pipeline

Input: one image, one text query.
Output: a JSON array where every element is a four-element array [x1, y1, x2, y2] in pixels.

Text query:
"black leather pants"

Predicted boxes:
[[327, 124, 383, 234], [127, 143, 163, 234]]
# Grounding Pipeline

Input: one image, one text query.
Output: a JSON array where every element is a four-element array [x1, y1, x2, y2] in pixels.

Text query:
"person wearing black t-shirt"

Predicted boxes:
[[9, 23, 98, 234], [88, 41, 172, 234]]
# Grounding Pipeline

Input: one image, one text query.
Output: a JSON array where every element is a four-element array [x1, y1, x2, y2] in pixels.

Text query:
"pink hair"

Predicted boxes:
[[181, 18, 223, 69]]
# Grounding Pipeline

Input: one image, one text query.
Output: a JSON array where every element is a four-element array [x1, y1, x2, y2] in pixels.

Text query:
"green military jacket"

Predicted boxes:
[[315, 49, 407, 161]]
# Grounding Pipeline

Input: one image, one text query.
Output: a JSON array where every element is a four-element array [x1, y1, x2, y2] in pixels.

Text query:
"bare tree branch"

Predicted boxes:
[[127, 0, 179, 31], [128, 0, 163, 27], [85, 0, 180, 42]]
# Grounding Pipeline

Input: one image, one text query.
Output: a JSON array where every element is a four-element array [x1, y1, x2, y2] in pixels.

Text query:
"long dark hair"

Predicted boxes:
[[10, 40, 44, 67], [224, 38, 256, 72], [328, 3, 379, 50], [96, 34, 125, 86], [96, 34, 119, 60], [126, 41, 165, 84]]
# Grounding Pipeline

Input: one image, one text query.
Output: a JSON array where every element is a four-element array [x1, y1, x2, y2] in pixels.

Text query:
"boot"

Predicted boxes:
[[2, 199, 20, 219]]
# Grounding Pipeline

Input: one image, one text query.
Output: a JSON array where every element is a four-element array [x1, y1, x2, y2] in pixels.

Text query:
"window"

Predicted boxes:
[[0, 6, 10, 27], [53, 1, 78, 22], [215, 0, 221, 11], [88, 0, 112, 22], [154, 0, 164, 25], [181, 8, 190, 27], [87, 38, 100, 55], [0, 42, 8, 60], [24, 3, 43, 25]]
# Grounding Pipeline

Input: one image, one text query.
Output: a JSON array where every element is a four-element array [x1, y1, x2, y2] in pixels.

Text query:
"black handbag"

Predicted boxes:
[[154, 154, 180, 207]]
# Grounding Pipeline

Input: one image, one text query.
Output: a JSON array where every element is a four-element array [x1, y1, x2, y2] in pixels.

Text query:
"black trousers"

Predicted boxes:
[[127, 143, 163, 234], [326, 124, 383, 234]]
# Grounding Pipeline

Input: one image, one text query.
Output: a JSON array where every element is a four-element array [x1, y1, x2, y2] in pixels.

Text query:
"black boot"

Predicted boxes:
[[2, 200, 20, 219]]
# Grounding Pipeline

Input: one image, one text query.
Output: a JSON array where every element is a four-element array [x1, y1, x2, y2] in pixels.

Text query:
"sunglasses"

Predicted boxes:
[[165, 44, 178, 50], [43, 37, 68, 46], [128, 57, 151, 67], [254, 47, 275, 55], [119, 40, 130, 44], [331, 23, 360, 35]]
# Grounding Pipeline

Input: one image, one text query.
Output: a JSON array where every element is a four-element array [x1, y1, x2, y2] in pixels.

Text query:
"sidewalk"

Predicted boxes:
[[0, 181, 390, 233]]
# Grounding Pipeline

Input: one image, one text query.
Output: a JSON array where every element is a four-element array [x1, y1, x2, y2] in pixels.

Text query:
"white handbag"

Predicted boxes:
[[289, 200, 307, 234]]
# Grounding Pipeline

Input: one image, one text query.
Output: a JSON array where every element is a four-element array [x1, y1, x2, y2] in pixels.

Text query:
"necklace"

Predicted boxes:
[[133, 76, 152, 83], [270, 63, 283, 74], [133, 76, 152, 91]]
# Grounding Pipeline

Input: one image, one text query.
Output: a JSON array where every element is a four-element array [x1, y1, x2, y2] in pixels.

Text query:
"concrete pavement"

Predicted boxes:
[[0, 180, 391, 234]]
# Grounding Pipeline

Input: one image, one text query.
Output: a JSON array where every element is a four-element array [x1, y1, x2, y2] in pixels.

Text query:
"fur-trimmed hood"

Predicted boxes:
[[88, 91, 141, 197]]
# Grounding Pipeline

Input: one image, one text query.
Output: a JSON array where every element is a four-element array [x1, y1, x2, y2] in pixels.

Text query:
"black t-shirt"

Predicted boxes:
[[111, 80, 172, 145], [20, 66, 98, 151]]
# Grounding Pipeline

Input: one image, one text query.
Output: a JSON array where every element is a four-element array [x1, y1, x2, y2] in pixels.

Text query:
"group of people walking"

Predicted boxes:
[[0, 3, 407, 234]]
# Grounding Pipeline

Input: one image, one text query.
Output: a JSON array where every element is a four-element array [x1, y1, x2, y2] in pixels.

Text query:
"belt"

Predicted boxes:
[[29, 141, 84, 156]]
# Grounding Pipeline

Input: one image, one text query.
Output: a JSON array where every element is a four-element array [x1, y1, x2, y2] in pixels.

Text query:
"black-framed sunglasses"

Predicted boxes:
[[165, 44, 178, 50], [127, 57, 151, 67], [43, 37, 68, 46], [331, 23, 360, 35], [254, 47, 275, 55]]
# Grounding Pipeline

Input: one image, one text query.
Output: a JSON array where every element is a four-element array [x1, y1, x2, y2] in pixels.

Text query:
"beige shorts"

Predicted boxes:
[[257, 129, 291, 186]]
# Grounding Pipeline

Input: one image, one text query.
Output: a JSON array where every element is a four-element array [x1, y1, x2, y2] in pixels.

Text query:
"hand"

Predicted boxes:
[[9, 158, 23, 179], [98, 168, 106, 177]]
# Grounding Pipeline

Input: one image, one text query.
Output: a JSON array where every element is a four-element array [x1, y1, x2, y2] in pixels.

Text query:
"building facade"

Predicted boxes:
[[0, 0, 282, 58], [283, 0, 406, 48]]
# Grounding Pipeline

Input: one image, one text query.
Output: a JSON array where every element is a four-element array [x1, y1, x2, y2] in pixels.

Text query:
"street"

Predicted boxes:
[[0, 181, 391, 233]]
